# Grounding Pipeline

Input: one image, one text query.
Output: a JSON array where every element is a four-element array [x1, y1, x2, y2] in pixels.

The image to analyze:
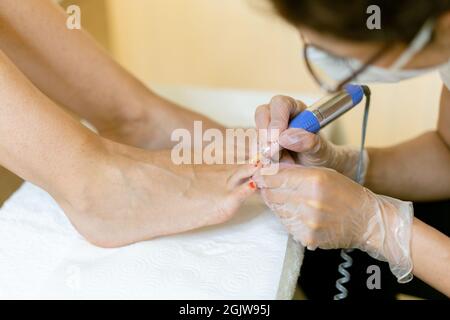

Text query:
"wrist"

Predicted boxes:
[[360, 191, 414, 283]]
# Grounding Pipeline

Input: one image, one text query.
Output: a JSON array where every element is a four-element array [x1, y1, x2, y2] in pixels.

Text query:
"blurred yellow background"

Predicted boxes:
[[0, 0, 444, 204], [74, 0, 441, 147], [107, 0, 310, 91]]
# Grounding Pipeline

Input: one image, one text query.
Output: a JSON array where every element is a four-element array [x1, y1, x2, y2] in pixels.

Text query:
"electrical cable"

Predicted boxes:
[[333, 85, 371, 300]]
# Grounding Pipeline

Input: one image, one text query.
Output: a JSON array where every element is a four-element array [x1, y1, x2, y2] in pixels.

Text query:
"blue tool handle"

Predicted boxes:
[[288, 84, 364, 134], [289, 110, 321, 133]]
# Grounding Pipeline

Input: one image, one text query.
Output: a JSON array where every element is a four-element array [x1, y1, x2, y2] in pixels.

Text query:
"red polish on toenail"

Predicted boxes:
[[249, 180, 257, 189]]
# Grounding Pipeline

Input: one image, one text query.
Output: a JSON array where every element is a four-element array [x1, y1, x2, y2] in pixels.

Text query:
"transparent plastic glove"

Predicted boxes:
[[253, 165, 414, 283], [255, 95, 369, 183]]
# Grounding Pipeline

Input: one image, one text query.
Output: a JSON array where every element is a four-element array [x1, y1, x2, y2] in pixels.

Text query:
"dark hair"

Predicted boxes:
[[270, 0, 450, 43]]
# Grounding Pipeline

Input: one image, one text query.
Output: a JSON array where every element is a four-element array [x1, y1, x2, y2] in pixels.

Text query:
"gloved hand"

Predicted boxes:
[[255, 95, 369, 183], [253, 165, 414, 283]]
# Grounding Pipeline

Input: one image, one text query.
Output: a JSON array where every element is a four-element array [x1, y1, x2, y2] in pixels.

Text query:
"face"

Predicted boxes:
[[300, 12, 450, 70]]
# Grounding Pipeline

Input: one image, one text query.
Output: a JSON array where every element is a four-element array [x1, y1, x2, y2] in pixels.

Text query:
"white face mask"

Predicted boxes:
[[307, 19, 449, 84]]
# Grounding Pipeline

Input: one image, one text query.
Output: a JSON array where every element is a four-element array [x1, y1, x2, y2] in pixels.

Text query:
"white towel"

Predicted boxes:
[[0, 183, 302, 299]]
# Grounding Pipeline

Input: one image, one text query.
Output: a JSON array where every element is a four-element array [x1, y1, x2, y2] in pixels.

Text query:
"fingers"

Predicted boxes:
[[263, 196, 326, 250], [283, 219, 318, 250], [275, 209, 322, 250], [256, 165, 352, 251], [268, 96, 306, 134], [257, 167, 354, 251], [255, 97, 307, 162], [255, 96, 307, 135], [278, 128, 320, 153], [255, 104, 270, 130], [261, 188, 299, 206], [253, 165, 306, 189], [264, 142, 291, 162]]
